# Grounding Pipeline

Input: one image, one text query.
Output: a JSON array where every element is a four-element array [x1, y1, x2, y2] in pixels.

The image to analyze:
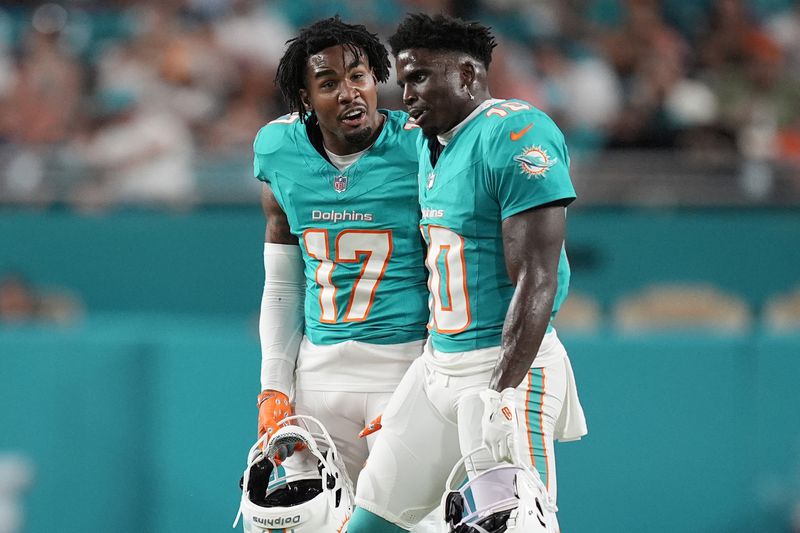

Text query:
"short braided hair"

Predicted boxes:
[[388, 13, 497, 68], [275, 16, 390, 123]]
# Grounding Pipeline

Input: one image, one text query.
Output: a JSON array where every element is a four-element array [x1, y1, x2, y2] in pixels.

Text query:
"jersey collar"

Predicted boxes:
[[436, 98, 503, 146]]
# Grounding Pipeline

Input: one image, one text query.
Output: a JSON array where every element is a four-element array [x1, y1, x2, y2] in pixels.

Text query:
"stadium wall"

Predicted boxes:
[[1, 321, 798, 532], [2, 208, 799, 532]]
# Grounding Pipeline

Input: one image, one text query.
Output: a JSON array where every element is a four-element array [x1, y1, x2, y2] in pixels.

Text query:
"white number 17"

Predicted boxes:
[[302, 229, 393, 323]]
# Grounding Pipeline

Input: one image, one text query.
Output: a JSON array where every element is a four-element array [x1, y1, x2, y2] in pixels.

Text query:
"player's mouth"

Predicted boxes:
[[408, 107, 429, 126], [339, 106, 367, 127]]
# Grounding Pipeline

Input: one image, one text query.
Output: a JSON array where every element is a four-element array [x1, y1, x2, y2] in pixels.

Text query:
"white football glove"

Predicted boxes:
[[479, 388, 518, 463]]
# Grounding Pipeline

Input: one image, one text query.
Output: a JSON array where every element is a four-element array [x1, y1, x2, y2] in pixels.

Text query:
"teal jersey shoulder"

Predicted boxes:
[[418, 99, 575, 353], [253, 110, 428, 345]]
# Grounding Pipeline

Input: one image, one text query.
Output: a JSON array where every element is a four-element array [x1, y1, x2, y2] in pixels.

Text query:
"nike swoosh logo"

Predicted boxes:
[[510, 123, 533, 141]]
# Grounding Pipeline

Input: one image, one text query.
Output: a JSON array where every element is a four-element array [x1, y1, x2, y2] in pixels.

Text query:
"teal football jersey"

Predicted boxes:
[[418, 99, 575, 353], [253, 110, 428, 345]]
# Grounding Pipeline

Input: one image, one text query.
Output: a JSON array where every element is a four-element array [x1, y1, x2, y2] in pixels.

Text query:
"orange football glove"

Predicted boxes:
[[257, 390, 294, 461], [358, 415, 382, 438]]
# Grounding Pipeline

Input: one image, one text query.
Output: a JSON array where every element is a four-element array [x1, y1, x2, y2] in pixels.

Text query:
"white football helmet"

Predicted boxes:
[[442, 447, 558, 533], [233, 415, 354, 533]]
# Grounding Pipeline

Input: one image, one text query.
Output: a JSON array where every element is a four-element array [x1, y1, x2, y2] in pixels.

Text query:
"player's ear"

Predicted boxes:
[[459, 60, 477, 89], [299, 89, 312, 111]]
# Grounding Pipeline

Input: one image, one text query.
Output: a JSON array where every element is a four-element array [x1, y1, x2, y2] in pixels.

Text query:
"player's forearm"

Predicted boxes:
[[489, 273, 556, 391], [259, 243, 305, 395], [259, 285, 304, 393], [492, 205, 565, 391]]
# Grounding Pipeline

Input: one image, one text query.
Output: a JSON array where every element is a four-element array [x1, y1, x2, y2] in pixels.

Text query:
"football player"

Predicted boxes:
[[252, 16, 428, 484], [347, 14, 588, 532]]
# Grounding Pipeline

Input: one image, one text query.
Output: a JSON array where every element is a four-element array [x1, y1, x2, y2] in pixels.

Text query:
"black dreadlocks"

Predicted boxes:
[[388, 13, 497, 69], [274, 16, 391, 123]]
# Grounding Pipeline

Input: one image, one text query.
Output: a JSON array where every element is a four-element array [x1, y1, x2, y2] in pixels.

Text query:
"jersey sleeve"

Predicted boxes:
[[252, 125, 270, 184], [253, 114, 300, 184], [484, 109, 576, 220]]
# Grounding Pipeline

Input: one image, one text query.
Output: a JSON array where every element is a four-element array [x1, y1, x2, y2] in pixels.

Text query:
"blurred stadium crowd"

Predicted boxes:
[[0, 0, 799, 207]]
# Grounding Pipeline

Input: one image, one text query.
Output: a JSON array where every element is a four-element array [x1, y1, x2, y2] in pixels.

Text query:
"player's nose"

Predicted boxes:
[[338, 81, 359, 103], [402, 84, 417, 106]]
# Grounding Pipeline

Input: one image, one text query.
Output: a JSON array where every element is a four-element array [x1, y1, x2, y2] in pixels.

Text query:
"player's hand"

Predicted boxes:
[[479, 388, 518, 463], [257, 390, 296, 463], [358, 415, 382, 438]]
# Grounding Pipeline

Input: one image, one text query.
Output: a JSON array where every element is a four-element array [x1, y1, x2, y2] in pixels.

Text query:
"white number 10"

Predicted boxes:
[[423, 226, 471, 333], [303, 229, 393, 323]]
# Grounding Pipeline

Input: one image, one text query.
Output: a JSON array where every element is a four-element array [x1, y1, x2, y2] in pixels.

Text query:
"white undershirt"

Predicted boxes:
[[324, 144, 370, 170], [323, 114, 385, 170], [437, 98, 503, 146]]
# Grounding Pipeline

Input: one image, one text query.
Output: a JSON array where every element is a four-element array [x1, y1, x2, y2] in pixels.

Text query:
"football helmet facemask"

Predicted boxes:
[[233, 415, 353, 533], [442, 447, 558, 533]]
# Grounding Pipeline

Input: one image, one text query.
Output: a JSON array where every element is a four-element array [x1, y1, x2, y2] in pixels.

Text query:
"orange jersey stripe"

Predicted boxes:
[[540, 368, 550, 490], [526, 370, 537, 468]]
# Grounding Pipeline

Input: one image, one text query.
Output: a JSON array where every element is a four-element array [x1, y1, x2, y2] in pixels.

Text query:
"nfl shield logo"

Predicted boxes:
[[333, 175, 348, 193], [427, 172, 436, 189]]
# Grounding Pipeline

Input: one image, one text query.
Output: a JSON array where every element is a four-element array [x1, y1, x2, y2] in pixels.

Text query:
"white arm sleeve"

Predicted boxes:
[[259, 243, 305, 395]]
